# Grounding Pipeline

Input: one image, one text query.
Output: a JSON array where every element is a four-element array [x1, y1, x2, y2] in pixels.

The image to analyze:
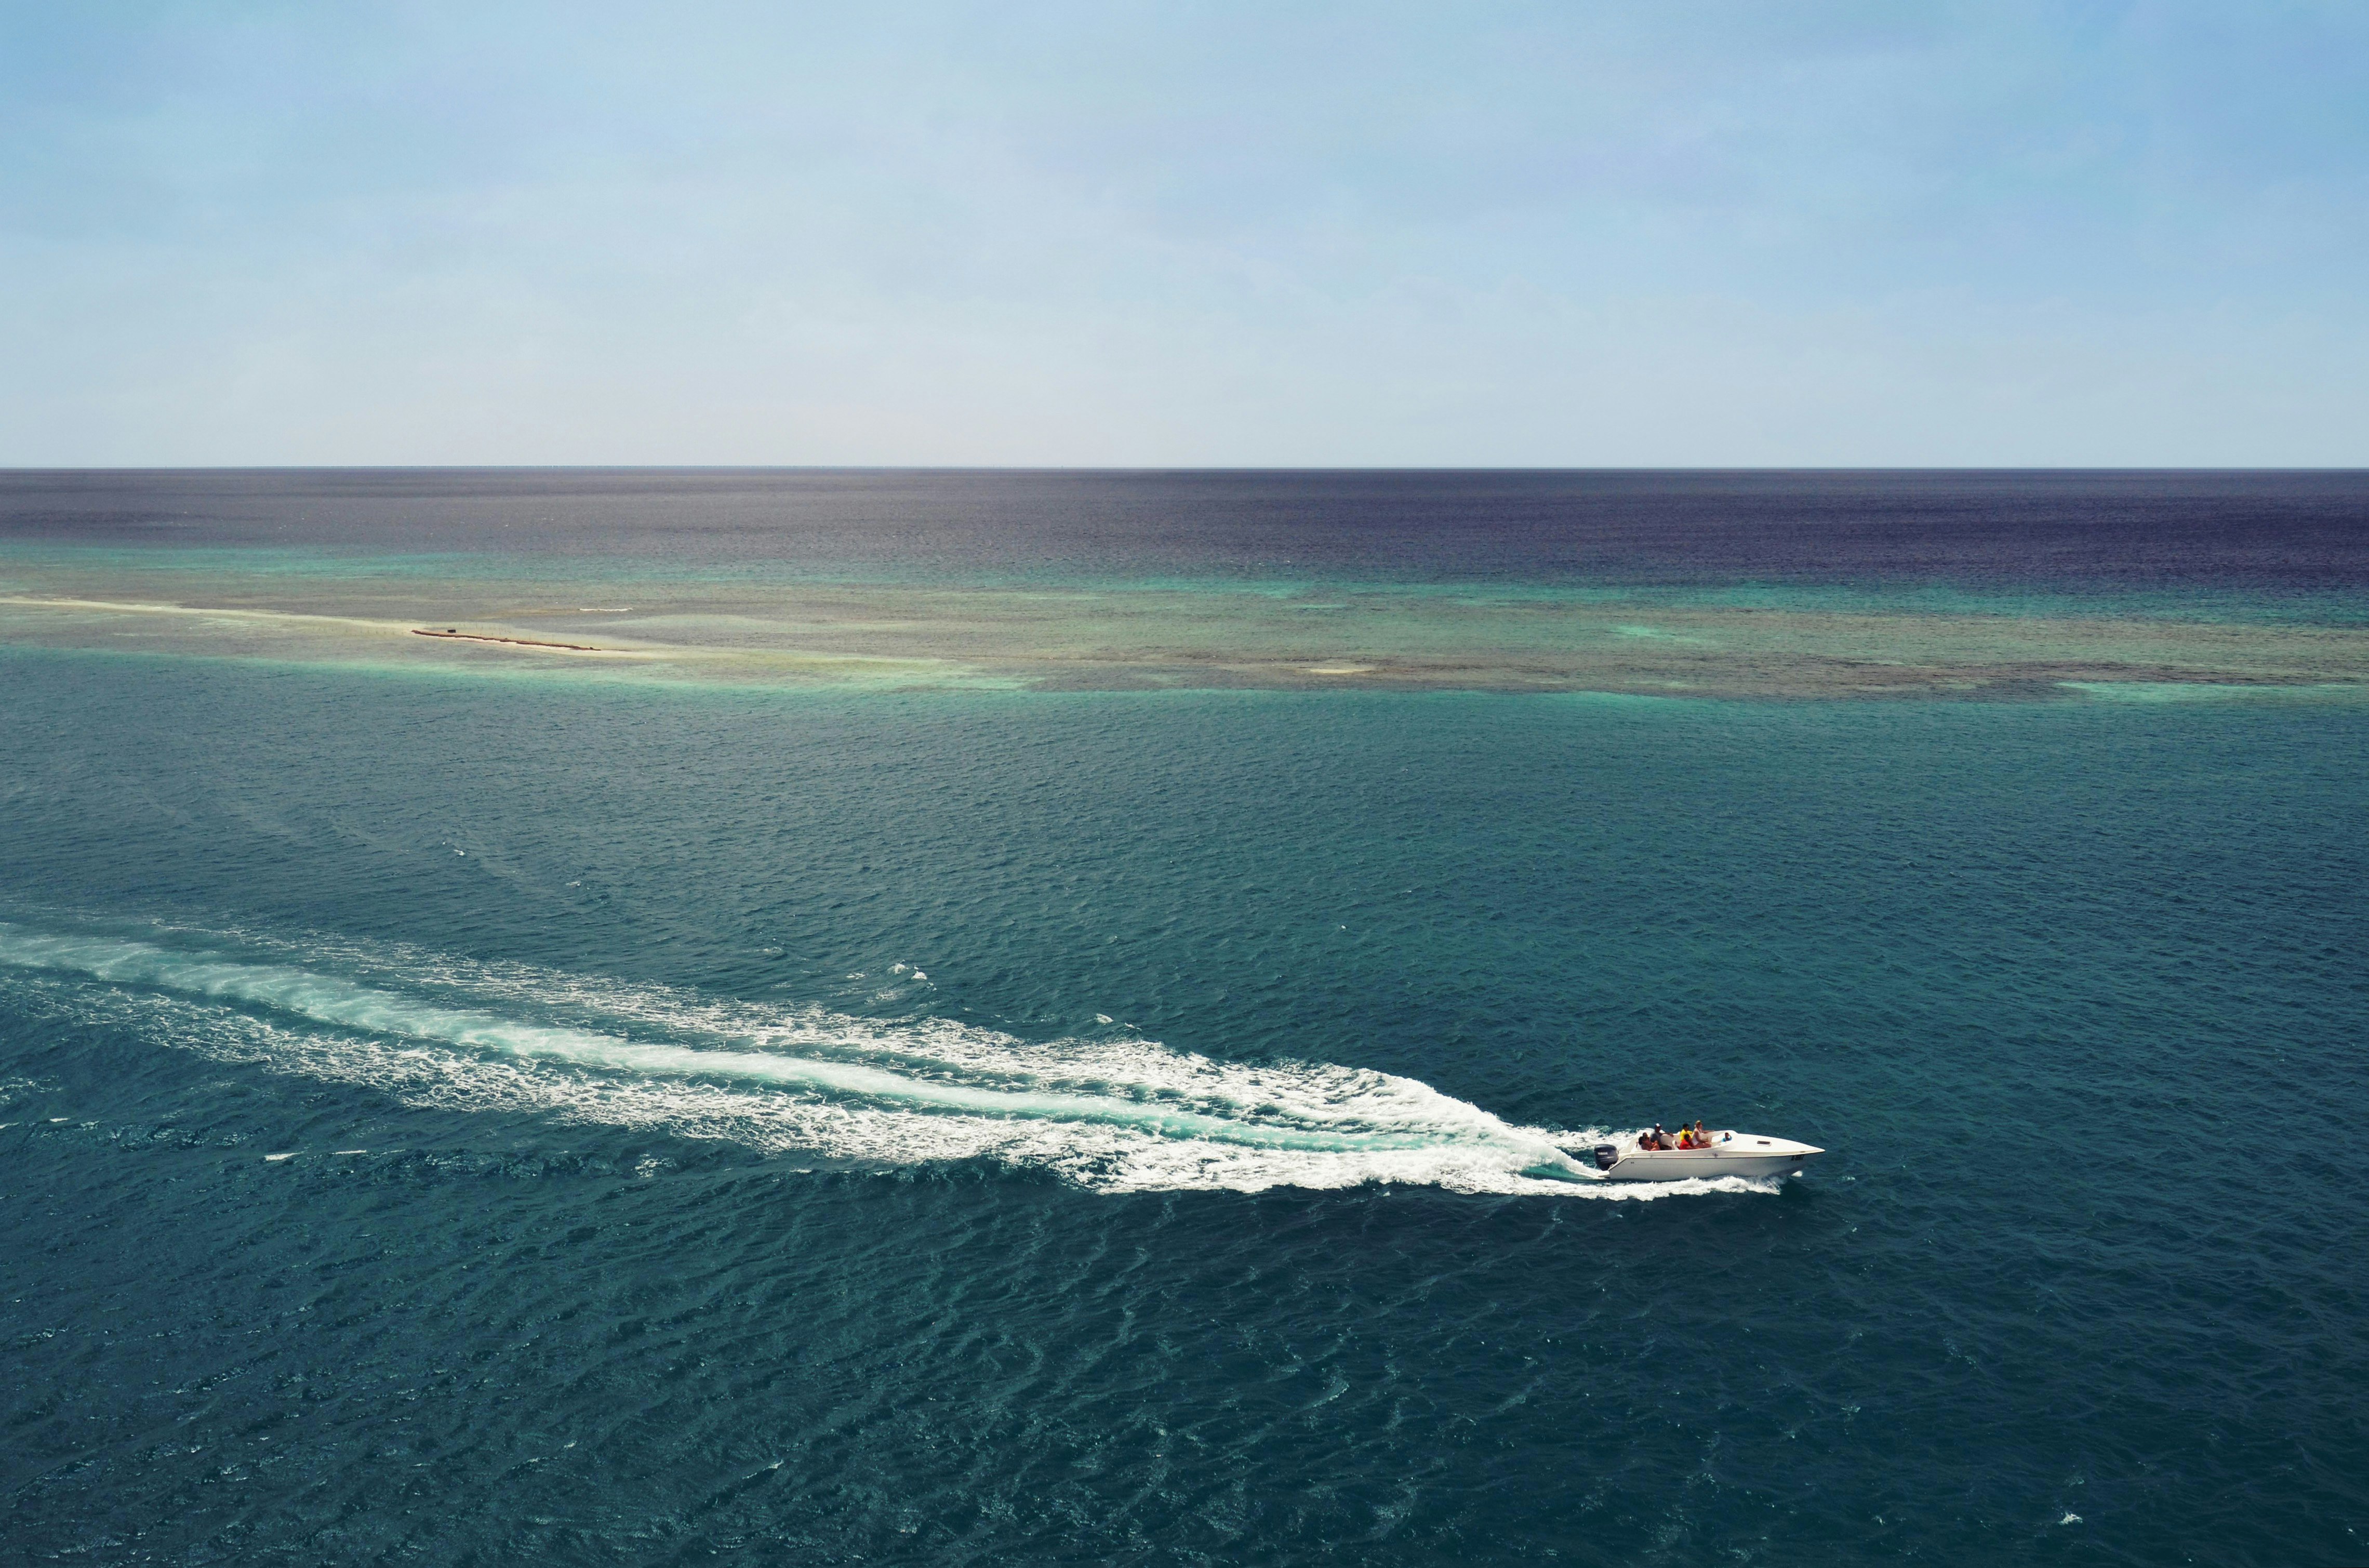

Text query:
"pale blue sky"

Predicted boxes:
[[5, 2, 2364, 464]]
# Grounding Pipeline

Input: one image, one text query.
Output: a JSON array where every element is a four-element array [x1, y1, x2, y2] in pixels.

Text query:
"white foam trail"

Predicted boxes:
[[0, 923, 1772, 1197]]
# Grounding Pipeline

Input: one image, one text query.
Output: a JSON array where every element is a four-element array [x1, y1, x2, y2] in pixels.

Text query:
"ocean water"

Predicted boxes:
[[2, 472, 2365, 1565]]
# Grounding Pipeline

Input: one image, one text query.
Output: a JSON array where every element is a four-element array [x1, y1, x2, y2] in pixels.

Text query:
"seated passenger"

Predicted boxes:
[[1676, 1127, 1696, 1148], [1692, 1120, 1711, 1147]]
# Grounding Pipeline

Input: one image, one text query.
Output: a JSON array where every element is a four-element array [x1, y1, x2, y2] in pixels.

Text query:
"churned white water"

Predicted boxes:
[[0, 922, 1767, 1198]]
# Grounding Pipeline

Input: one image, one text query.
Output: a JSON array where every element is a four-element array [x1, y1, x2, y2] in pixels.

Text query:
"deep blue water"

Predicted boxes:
[[10, 467, 2369, 597], [3, 473, 2367, 1565]]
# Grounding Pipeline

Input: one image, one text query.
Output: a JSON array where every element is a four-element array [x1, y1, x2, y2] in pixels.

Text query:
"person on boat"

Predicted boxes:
[[1676, 1125, 1696, 1148], [1646, 1123, 1670, 1150], [1692, 1120, 1711, 1146]]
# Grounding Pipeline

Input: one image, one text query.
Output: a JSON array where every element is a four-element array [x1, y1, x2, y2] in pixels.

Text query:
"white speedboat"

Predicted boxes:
[[1578, 1129, 1823, 1183]]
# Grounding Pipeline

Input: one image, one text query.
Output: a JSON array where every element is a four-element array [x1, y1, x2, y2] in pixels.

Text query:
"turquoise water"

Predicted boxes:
[[3, 472, 2367, 1563]]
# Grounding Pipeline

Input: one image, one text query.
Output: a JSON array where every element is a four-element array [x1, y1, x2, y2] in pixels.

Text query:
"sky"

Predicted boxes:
[[3, 1, 2365, 466]]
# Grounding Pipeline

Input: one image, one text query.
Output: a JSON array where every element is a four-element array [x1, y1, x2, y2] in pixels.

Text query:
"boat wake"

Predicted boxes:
[[0, 921, 1776, 1197]]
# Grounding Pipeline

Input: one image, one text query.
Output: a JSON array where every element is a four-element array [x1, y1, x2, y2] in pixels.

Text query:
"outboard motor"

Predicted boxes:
[[1593, 1144, 1620, 1172]]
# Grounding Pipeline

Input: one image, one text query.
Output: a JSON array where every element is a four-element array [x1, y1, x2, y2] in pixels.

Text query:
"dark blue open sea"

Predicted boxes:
[[2, 472, 2365, 1565]]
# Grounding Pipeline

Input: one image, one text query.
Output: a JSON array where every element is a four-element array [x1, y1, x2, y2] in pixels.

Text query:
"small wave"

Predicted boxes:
[[0, 922, 1769, 1198]]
